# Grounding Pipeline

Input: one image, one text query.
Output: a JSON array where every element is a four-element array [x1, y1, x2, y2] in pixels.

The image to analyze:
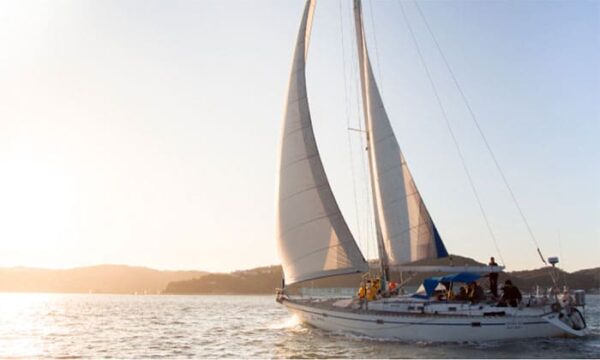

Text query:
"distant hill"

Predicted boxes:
[[162, 255, 489, 295], [163, 256, 600, 295], [163, 266, 282, 294], [573, 267, 600, 284], [0, 265, 206, 294], [1, 259, 597, 295], [509, 267, 600, 293]]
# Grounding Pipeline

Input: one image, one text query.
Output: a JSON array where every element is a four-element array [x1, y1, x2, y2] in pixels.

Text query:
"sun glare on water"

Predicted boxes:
[[0, 293, 61, 357]]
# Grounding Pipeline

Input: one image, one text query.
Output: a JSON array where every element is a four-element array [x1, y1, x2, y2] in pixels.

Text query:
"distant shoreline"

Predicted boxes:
[[1, 291, 599, 296], [0, 291, 277, 296], [1, 259, 598, 295]]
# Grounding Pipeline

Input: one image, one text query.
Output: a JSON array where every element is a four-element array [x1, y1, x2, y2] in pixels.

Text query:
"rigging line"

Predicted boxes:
[[367, 0, 384, 96], [557, 230, 568, 288], [397, 0, 506, 266], [413, 1, 546, 265], [339, 0, 364, 254]]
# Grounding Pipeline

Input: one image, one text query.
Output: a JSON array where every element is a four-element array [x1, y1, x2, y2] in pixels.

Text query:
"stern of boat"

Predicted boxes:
[[542, 289, 589, 337]]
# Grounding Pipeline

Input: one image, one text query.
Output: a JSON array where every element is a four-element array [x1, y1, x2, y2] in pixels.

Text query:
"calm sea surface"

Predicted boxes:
[[0, 293, 598, 358]]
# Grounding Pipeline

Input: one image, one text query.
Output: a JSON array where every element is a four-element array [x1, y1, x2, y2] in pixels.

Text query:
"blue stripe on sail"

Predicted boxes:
[[433, 225, 449, 258]]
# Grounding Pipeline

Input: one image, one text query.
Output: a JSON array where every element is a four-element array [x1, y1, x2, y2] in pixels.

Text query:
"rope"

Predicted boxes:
[[339, 0, 364, 254], [397, 0, 506, 266], [557, 231, 568, 288], [413, 1, 546, 266]]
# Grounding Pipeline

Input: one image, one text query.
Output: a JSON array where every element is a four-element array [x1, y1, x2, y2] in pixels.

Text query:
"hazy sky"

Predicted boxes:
[[0, 0, 598, 273]]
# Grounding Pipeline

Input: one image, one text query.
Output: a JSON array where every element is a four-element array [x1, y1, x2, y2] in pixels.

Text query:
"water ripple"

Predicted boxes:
[[0, 293, 598, 358]]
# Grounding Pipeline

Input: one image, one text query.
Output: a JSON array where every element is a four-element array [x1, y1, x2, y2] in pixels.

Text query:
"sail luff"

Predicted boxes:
[[352, 0, 448, 266], [276, 0, 368, 286]]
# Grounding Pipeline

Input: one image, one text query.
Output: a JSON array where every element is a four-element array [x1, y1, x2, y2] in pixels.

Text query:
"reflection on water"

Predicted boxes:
[[0, 293, 598, 358]]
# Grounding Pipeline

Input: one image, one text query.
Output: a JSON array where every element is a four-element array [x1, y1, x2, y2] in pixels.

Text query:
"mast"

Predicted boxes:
[[352, 0, 390, 285]]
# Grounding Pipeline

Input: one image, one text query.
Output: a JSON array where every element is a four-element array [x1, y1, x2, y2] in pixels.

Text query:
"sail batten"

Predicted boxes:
[[353, 0, 448, 266], [276, 0, 368, 286]]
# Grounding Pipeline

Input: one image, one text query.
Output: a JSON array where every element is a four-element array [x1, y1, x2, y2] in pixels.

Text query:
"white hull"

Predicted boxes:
[[282, 299, 568, 342]]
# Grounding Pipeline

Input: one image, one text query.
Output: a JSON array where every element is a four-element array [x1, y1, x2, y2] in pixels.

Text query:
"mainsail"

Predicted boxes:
[[353, 0, 448, 266], [276, 0, 368, 285]]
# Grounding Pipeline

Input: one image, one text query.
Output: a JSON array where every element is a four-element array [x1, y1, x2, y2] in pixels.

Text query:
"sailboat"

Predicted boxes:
[[275, 0, 588, 342]]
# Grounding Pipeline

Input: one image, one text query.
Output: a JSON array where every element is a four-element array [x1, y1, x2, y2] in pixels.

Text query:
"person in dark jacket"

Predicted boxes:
[[467, 281, 486, 304], [499, 279, 522, 307], [488, 257, 499, 297], [455, 285, 468, 301]]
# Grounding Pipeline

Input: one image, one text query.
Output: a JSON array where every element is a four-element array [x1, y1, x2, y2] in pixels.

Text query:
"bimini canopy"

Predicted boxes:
[[422, 272, 481, 297]]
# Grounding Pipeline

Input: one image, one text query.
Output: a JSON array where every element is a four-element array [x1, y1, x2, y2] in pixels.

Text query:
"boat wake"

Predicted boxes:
[[267, 315, 301, 330]]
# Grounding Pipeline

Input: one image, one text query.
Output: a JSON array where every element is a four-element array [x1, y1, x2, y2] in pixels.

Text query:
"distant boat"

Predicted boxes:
[[275, 0, 588, 341]]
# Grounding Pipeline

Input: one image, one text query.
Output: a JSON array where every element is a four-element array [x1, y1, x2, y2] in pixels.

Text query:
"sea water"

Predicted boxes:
[[0, 293, 598, 358]]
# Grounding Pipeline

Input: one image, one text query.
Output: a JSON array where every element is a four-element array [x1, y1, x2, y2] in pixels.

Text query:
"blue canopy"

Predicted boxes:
[[422, 272, 481, 297]]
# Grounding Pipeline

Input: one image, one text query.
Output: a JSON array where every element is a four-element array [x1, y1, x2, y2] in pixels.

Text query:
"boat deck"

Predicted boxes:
[[286, 295, 553, 319]]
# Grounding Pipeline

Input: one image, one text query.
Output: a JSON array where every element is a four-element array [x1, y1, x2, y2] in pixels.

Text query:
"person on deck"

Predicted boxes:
[[388, 280, 398, 296], [488, 257, 499, 297], [367, 280, 377, 301], [467, 281, 485, 304], [455, 285, 468, 301], [357, 282, 366, 309], [499, 279, 522, 307], [374, 278, 381, 295], [447, 287, 456, 300], [434, 283, 450, 301]]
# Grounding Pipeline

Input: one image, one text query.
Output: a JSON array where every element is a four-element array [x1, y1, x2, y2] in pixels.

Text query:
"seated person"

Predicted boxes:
[[467, 281, 486, 304], [447, 288, 456, 300], [498, 279, 522, 307], [455, 286, 468, 301], [372, 279, 382, 299], [388, 280, 398, 295]]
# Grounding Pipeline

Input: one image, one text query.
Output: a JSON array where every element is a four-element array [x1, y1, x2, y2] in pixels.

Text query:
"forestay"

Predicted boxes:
[[276, 0, 368, 285], [353, 0, 448, 265]]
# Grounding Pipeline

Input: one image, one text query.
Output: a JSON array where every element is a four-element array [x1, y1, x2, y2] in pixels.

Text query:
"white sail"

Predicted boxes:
[[353, 0, 448, 265], [276, 0, 368, 285], [277, 2, 588, 344]]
